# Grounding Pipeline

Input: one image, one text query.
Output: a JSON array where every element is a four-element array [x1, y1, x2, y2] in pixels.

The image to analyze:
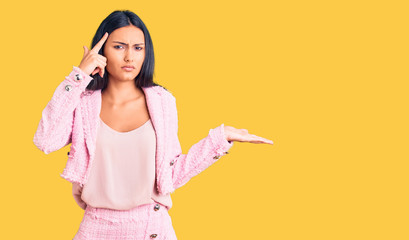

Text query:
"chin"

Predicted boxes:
[[115, 73, 138, 81], [125, 75, 137, 81]]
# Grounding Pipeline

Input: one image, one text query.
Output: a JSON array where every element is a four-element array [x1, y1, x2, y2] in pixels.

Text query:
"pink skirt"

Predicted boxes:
[[73, 201, 177, 240]]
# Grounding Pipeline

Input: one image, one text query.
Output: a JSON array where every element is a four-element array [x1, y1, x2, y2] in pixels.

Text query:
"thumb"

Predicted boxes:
[[91, 68, 99, 76], [83, 46, 89, 55]]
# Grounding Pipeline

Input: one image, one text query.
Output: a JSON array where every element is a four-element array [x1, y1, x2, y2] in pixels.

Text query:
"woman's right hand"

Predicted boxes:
[[72, 182, 87, 210], [78, 32, 109, 78]]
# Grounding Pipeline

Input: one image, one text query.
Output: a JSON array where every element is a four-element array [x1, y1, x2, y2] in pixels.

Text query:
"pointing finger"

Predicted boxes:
[[91, 32, 109, 53]]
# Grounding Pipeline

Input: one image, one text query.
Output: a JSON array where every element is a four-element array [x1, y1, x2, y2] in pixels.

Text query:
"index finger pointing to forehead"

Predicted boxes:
[[92, 32, 109, 53]]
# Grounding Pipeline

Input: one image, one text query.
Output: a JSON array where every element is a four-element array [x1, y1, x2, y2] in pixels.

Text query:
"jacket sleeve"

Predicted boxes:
[[167, 94, 234, 190], [33, 66, 94, 154]]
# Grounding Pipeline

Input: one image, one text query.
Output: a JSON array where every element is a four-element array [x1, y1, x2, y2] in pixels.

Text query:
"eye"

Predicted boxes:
[[136, 47, 143, 50], [114, 45, 123, 49]]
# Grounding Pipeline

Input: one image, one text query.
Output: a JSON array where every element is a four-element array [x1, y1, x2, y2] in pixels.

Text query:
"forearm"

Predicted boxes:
[[171, 123, 233, 190], [33, 66, 93, 154]]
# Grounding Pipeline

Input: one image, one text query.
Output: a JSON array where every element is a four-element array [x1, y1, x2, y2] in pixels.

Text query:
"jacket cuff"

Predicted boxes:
[[209, 123, 234, 155], [64, 66, 94, 91]]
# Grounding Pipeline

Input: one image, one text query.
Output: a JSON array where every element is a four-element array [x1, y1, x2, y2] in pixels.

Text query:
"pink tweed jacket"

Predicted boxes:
[[33, 66, 233, 195]]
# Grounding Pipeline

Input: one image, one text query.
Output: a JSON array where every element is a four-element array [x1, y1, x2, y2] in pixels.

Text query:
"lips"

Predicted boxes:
[[122, 65, 135, 69], [122, 66, 135, 71]]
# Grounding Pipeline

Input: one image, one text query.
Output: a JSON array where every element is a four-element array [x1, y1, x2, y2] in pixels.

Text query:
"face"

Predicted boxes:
[[103, 25, 146, 82]]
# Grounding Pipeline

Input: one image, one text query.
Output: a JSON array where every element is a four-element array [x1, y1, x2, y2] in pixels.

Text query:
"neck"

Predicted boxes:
[[102, 76, 144, 105]]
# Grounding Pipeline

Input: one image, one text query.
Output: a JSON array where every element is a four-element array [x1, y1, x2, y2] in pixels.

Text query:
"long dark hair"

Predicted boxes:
[[86, 10, 166, 91]]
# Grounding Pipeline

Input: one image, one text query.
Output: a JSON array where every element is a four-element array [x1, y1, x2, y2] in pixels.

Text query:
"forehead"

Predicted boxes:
[[108, 25, 145, 43]]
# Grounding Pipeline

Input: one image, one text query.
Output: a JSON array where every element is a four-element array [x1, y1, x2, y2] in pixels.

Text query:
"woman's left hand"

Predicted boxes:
[[224, 125, 274, 145], [72, 182, 87, 210]]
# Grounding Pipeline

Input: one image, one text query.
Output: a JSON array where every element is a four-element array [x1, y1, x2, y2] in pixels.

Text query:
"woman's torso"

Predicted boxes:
[[80, 88, 172, 210]]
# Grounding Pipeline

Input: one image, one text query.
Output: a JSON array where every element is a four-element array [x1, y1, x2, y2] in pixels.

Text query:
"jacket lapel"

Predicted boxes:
[[142, 87, 166, 192], [82, 89, 102, 183]]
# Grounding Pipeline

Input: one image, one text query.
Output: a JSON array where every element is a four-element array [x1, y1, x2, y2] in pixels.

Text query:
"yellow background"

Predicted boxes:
[[1, 0, 408, 239]]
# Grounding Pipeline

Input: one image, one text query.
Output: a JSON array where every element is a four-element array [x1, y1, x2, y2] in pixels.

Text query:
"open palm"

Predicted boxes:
[[224, 125, 274, 145]]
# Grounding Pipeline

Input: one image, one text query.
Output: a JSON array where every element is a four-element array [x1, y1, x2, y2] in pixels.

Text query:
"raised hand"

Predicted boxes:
[[78, 32, 109, 78], [224, 125, 274, 145]]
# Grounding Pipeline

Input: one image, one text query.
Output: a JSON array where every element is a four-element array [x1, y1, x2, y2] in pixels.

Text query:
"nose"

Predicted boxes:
[[124, 49, 134, 62]]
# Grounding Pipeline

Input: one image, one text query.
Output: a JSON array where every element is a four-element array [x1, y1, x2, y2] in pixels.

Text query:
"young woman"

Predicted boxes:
[[33, 10, 273, 240]]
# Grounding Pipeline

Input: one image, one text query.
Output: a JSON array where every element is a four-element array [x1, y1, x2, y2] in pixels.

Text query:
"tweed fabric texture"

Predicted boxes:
[[33, 66, 234, 196], [73, 202, 176, 240]]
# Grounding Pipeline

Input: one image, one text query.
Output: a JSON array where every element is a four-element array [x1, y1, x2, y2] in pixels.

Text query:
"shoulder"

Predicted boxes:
[[150, 85, 176, 101]]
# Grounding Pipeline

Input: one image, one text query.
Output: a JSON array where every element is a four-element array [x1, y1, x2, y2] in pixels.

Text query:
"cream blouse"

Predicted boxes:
[[80, 116, 172, 210]]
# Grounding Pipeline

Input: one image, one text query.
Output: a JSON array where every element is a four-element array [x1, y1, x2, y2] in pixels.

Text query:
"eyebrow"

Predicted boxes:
[[112, 41, 145, 46]]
